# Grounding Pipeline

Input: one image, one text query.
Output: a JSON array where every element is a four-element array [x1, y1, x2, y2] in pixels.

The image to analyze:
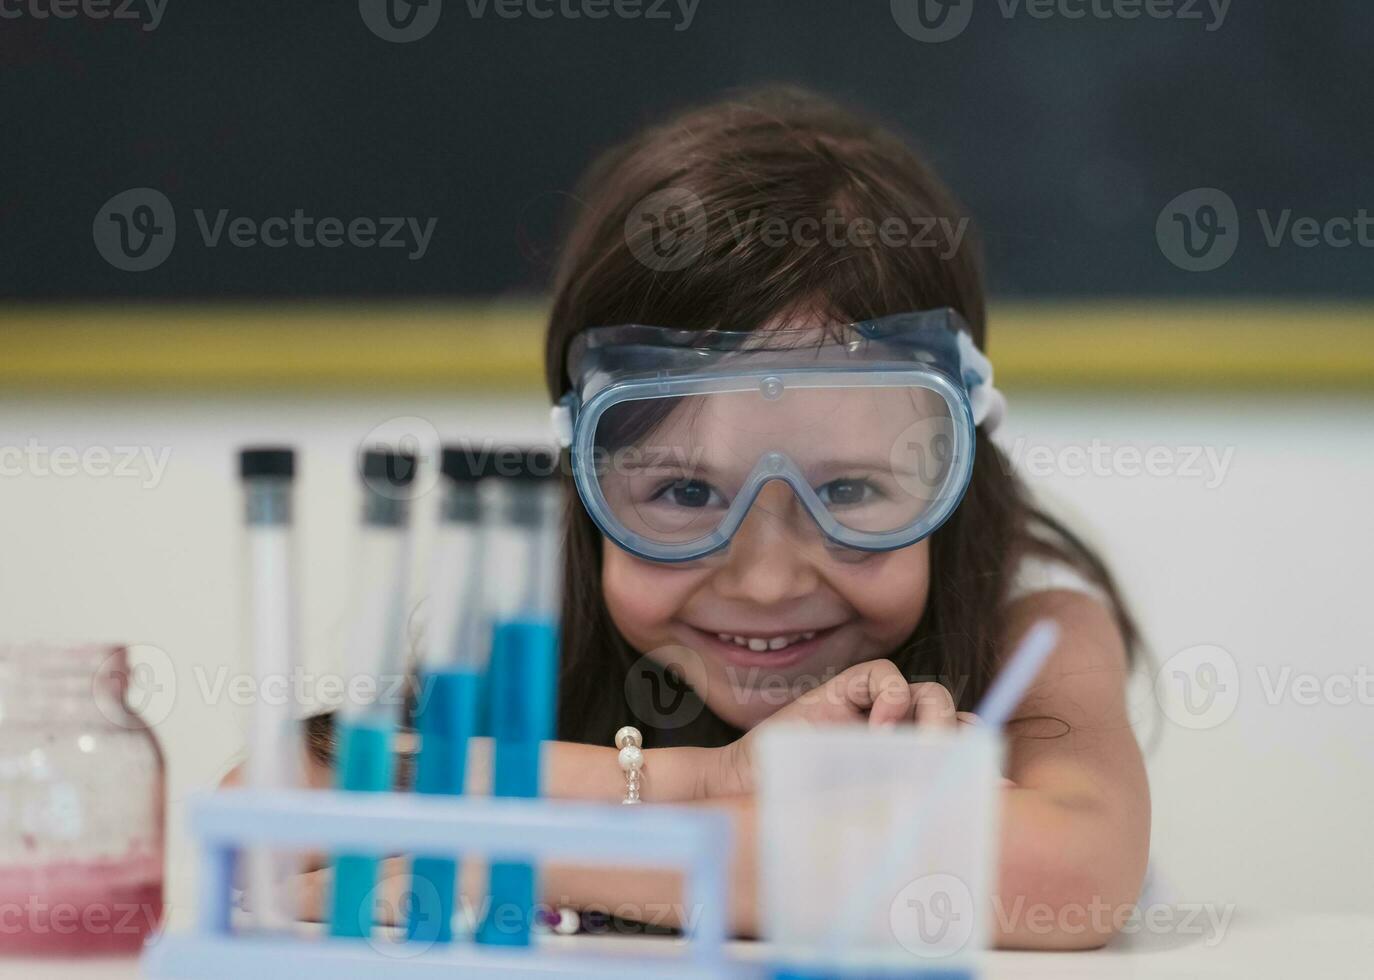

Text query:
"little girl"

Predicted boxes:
[[302, 85, 1149, 948]]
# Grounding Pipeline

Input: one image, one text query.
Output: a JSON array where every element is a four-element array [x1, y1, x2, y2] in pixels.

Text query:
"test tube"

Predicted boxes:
[[328, 447, 417, 939], [405, 444, 491, 944], [238, 447, 301, 931], [476, 446, 563, 948]]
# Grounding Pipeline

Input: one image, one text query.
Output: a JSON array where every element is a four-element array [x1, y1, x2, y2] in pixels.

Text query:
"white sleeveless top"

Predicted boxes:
[[1005, 553, 1107, 606]]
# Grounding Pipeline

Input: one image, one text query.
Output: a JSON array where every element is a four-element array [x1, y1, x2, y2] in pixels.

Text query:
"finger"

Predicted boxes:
[[955, 711, 982, 728], [853, 661, 913, 727], [792, 676, 857, 724], [909, 681, 957, 728]]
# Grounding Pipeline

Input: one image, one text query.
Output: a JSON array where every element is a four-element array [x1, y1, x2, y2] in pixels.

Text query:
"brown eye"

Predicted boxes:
[[818, 479, 873, 507], [655, 479, 717, 508]]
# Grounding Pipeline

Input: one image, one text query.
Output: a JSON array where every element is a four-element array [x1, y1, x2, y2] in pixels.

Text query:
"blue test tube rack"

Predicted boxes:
[[142, 787, 750, 979]]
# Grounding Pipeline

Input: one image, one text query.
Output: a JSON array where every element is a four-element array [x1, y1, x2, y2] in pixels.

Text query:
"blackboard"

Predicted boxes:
[[2, 1, 1369, 300]]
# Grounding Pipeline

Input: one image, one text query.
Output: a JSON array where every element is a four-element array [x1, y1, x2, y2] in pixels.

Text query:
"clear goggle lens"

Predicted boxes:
[[588, 382, 962, 553]]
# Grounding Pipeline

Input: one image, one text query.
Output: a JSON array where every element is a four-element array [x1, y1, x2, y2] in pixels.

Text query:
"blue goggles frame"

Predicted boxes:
[[552, 309, 1001, 564]]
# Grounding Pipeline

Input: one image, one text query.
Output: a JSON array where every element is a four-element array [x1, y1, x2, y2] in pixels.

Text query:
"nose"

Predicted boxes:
[[708, 480, 822, 604]]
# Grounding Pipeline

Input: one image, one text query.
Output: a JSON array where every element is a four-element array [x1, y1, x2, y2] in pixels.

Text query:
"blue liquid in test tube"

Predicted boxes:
[[405, 445, 492, 944], [475, 446, 562, 948]]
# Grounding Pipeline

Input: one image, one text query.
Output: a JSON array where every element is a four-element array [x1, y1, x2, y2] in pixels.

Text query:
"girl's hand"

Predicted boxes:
[[707, 659, 977, 796]]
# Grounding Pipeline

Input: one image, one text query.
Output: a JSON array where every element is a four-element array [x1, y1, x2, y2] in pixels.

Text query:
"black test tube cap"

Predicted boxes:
[[440, 444, 494, 482], [239, 447, 295, 480], [360, 448, 418, 489]]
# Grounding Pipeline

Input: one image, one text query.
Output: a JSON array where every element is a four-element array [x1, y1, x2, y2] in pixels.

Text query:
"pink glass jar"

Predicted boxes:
[[0, 643, 165, 956]]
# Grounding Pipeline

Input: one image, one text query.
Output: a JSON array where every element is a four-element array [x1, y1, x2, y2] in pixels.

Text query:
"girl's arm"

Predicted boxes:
[[991, 589, 1151, 949], [275, 662, 930, 935], [245, 603, 1148, 946]]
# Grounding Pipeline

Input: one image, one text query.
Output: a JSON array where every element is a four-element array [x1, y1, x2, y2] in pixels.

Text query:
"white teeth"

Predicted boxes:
[[712, 630, 821, 652], [708, 626, 824, 648]]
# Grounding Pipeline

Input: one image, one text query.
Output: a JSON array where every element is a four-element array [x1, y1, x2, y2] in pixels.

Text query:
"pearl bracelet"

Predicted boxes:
[[615, 725, 644, 805]]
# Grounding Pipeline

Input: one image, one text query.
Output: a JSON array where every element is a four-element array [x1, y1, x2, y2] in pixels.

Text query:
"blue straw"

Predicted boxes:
[[968, 620, 1060, 729]]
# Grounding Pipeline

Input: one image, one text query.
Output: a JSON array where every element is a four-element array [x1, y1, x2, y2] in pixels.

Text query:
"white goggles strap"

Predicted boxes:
[[956, 331, 1005, 433], [550, 401, 574, 448]]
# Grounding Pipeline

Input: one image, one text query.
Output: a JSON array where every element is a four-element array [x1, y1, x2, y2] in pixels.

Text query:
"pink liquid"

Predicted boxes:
[[0, 853, 163, 957]]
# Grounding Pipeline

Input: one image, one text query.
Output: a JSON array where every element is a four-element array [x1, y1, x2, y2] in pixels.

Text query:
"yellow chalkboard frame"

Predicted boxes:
[[2, 301, 1370, 392]]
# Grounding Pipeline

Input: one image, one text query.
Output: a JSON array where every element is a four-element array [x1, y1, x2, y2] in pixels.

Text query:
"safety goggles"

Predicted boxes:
[[551, 308, 1004, 563]]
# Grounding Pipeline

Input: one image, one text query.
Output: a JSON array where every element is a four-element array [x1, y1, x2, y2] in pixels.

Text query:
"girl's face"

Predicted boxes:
[[592, 316, 944, 730], [603, 487, 931, 731]]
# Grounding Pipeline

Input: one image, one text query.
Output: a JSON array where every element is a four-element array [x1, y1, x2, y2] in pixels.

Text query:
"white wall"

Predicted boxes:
[[2, 391, 1370, 923]]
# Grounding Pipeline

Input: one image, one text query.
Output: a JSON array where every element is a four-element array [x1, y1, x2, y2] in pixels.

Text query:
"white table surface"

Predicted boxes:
[[1, 912, 1369, 979]]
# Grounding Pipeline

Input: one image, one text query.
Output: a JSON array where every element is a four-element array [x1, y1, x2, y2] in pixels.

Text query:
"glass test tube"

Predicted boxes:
[[405, 445, 490, 944], [329, 448, 416, 939], [238, 447, 302, 932], [476, 446, 563, 948]]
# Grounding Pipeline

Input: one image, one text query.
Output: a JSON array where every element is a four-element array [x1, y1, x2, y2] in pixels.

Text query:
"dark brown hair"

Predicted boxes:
[[545, 86, 1139, 749]]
